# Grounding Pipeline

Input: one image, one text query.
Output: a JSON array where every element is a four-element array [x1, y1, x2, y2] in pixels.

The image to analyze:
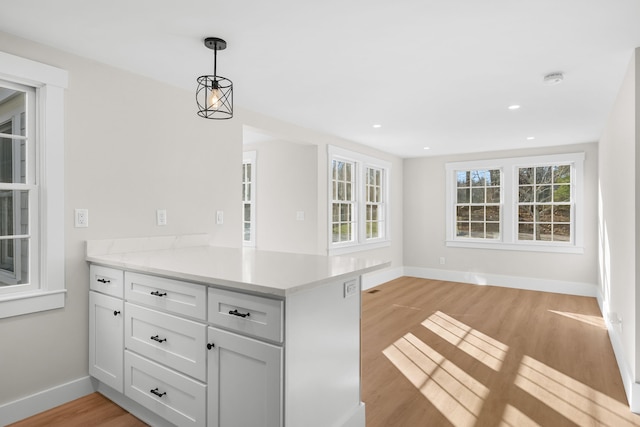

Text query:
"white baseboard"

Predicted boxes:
[[597, 289, 640, 413], [403, 266, 597, 297], [0, 376, 95, 425], [361, 266, 403, 290]]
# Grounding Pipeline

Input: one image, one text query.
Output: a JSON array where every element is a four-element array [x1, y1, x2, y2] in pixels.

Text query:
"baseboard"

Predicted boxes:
[[0, 376, 95, 425], [361, 266, 404, 291], [597, 289, 640, 413], [403, 266, 597, 297]]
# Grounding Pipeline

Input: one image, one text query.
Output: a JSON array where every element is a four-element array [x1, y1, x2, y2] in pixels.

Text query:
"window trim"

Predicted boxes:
[[445, 152, 585, 254], [328, 145, 391, 255], [0, 50, 67, 318], [242, 150, 256, 247]]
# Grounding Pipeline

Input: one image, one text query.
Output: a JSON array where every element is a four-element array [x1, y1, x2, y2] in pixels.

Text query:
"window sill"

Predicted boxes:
[[0, 289, 66, 319], [446, 240, 584, 254], [329, 239, 391, 256]]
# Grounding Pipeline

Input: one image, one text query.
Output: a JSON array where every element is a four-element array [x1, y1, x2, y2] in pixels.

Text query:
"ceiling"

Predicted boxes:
[[2, 0, 640, 158]]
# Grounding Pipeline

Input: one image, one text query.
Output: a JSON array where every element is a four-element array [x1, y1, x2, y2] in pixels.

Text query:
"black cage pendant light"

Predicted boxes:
[[196, 37, 233, 119]]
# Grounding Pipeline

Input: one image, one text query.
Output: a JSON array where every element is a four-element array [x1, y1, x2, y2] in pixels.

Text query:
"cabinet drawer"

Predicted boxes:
[[125, 303, 207, 381], [90, 265, 124, 298], [125, 272, 206, 320], [125, 351, 206, 427], [208, 288, 283, 343]]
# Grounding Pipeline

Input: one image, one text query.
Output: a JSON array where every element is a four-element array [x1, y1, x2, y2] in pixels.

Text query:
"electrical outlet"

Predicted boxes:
[[75, 209, 89, 228], [439, 257, 446, 265], [344, 279, 358, 298], [156, 209, 167, 226], [216, 210, 224, 225]]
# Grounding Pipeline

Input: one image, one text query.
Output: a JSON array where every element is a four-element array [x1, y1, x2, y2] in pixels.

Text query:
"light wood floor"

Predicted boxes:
[[362, 277, 640, 426], [10, 277, 640, 426], [7, 392, 146, 427]]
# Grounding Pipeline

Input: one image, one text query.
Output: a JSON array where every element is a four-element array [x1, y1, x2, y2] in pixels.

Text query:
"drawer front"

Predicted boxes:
[[90, 265, 124, 298], [125, 303, 207, 381], [208, 288, 284, 343], [124, 351, 206, 427], [125, 272, 206, 320]]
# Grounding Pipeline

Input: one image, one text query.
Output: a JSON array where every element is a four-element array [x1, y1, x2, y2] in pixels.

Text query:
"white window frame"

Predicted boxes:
[[0, 50, 67, 318], [328, 145, 391, 255], [242, 151, 256, 247], [445, 152, 584, 254]]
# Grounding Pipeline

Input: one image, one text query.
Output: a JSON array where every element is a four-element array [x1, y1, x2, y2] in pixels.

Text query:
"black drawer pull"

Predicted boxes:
[[150, 335, 167, 343], [150, 291, 167, 297], [207, 343, 215, 350], [113, 310, 121, 316], [150, 388, 166, 398], [229, 309, 250, 318], [97, 278, 111, 284]]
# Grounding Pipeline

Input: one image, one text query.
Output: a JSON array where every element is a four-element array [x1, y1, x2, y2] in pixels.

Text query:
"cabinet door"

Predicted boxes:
[[89, 291, 124, 392], [207, 327, 282, 427]]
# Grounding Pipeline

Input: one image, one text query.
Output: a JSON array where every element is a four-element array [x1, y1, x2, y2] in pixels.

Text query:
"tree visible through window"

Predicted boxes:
[[455, 169, 501, 239], [517, 165, 571, 242], [365, 167, 384, 239], [331, 159, 355, 243]]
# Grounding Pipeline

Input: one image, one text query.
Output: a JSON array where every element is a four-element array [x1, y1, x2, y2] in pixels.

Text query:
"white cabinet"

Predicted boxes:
[[89, 263, 364, 427], [207, 326, 283, 427], [89, 265, 125, 393], [89, 291, 124, 393]]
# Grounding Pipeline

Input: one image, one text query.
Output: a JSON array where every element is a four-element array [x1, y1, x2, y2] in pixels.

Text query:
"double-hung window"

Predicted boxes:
[[446, 153, 584, 253], [328, 146, 390, 254], [242, 151, 256, 246], [0, 51, 67, 318]]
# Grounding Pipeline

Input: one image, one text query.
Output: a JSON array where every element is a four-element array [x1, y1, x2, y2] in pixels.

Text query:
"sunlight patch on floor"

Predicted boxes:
[[422, 311, 508, 371], [383, 332, 489, 427], [499, 404, 541, 427], [515, 355, 637, 426], [548, 310, 606, 329]]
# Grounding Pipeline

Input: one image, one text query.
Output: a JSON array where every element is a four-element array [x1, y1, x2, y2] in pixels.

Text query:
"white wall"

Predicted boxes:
[[403, 142, 599, 292], [244, 139, 319, 254], [598, 48, 639, 403]]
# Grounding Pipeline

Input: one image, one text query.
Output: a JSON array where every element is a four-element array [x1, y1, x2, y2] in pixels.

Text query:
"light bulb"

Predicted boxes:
[[209, 87, 221, 109]]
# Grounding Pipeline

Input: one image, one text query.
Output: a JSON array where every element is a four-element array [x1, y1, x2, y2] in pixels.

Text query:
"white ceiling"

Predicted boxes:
[[2, 0, 640, 158]]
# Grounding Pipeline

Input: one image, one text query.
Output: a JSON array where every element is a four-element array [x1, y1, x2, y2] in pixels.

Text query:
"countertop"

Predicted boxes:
[[86, 235, 389, 297]]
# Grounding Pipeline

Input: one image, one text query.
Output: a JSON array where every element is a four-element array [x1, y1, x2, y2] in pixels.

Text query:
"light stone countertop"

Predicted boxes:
[[86, 235, 389, 297]]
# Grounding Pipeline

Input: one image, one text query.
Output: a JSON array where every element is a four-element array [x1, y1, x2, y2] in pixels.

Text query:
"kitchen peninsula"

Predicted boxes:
[[86, 235, 388, 427]]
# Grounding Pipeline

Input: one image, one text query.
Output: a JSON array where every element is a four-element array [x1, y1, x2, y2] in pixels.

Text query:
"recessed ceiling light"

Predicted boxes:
[[372, 124, 382, 128], [508, 105, 521, 110], [527, 136, 535, 140]]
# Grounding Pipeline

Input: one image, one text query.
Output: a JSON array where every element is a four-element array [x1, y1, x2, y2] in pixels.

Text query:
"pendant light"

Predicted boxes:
[[196, 37, 233, 119]]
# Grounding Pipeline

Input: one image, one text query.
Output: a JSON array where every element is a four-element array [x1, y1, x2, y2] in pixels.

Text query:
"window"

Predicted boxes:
[[0, 82, 34, 288], [445, 153, 584, 253], [328, 146, 390, 254], [331, 158, 356, 243], [0, 50, 67, 318], [242, 151, 256, 247], [455, 169, 501, 240], [517, 165, 571, 242]]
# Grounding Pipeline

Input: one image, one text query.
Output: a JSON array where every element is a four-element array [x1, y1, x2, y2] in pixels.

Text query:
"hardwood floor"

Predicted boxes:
[[7, 393, 147, 427], [362, 277, 640, 426], [9, 277, 640, 426]]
